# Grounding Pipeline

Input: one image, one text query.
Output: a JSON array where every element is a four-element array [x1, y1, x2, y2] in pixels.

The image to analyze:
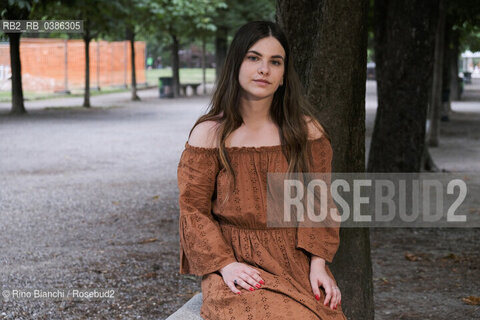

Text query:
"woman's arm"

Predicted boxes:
[[296, 118, 342, 309], [178, 121, 237, 276]]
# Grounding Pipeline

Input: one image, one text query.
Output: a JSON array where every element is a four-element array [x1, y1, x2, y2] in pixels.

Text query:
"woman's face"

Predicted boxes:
[[238, 36, 286, 100]]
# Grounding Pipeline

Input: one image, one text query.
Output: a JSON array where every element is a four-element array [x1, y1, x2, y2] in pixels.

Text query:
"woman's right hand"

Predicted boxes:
[[219, 262, 265, 294]]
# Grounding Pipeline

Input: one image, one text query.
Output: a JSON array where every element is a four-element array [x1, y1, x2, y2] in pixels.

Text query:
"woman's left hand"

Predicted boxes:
[[309, 255, 341, 310]]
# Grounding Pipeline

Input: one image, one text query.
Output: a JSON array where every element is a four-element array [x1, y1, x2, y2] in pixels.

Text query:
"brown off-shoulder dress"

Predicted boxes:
[[177, 135, 347, 320]]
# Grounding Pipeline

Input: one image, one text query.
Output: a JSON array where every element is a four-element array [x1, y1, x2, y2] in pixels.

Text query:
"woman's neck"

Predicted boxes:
[[239, 95, 274, 129]]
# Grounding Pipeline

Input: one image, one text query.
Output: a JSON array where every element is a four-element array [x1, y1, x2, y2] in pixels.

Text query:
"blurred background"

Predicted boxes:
[[1, 1, 479, 319]]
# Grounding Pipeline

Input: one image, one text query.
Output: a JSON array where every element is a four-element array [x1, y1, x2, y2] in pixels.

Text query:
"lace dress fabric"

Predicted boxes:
[[177, 136, 347, 319]]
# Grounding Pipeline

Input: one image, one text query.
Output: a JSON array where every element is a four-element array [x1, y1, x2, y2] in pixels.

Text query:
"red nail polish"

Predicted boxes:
[[237, 292, 241, 295], [255, 284, 261, 288], [259, 280, 265, 285], [315, 294, 320, 301], [249, 287, 254, 291]]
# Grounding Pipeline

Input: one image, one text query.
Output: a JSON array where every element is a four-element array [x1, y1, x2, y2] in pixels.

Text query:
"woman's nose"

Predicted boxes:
[[258, 61, 270, 75]]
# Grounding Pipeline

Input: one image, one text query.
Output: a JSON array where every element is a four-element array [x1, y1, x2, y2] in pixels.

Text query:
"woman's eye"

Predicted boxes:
[[272, 60, 281, 66], [247, 56, 258, 61]]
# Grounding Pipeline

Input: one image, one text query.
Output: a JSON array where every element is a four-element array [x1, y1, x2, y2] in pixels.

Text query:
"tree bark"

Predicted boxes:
[[5, 3, 30, 115], [215, 26, 228, 81], [8, 32, 26, 115], [449, 28, 461, 101], [83, 28, 91, 108], [95, 40, 101, 91], [63, 38, 71, 94], [428, 0, 446, 147], [277, 1, 373, 319], [368, 0, 439, 173], [421, 145, 440, 172], [171, 33, 180, 98], [127, 25, 140, 101], [441, 16, 453, 121], [202, 36, 207, 95]]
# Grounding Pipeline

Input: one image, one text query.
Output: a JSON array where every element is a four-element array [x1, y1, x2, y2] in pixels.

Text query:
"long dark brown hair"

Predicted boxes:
[[189, 21, 327, 197]]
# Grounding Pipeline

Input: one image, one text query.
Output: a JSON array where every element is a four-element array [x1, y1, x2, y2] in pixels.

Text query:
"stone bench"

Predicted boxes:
[[180, 83, 201, 96], [165, 293, 204, 320]]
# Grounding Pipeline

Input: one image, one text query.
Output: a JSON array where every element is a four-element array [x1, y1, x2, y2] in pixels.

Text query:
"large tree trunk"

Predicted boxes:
[[428, 0, 446, 147], [277, 1, 372, 319], [8, 32, 26, 115], [83, 30, 91, 108], [171, 33, 180, 98], [441, 16, 453, 122], [215, 26, 228, 81], [127, 25, 140, 101], [449, 28, 461, 101], [368, 0, 439, 173]]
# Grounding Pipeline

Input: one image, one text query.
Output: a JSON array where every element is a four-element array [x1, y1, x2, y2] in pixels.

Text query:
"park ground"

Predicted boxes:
[[0, 80, 479, 319]]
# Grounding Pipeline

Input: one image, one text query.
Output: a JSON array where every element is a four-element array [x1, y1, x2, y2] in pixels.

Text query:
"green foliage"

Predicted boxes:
[[459, 27, 480, 52], [447, 0, 480, 52], [140, 0, 228, 68], [29, 0, 118, 40], [106, 0, 157, 40], [146, 68, 216, 85], [148, 0, 227, 37], [214, 0, 275, 33], [0, 0, 39, 20]]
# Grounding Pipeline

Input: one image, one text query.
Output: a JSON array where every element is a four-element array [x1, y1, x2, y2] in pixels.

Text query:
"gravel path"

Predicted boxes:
[[1, 90, 211, 319], [0, 83, 479, 319]]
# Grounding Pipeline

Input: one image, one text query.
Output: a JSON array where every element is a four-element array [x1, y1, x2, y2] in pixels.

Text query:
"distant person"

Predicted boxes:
[[155, 57, 162, 69], [147, 56, 153, 70], [177, 21, 345, 319]]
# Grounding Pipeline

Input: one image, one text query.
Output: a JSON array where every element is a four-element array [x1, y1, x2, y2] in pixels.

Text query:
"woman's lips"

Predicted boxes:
[[254, 79, 270, 85]]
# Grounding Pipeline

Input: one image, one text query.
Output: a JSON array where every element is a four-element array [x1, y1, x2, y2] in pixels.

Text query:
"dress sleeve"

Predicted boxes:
[[296, 137, 340, 263], [177, 144, 237, 276]]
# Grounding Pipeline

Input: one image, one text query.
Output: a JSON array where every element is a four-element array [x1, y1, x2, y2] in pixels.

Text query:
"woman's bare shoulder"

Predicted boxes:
[[188, 120, 220, 148], [303, 115, 325, 140]]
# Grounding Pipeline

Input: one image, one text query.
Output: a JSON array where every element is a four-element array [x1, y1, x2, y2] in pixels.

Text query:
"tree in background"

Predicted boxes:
[[428, 0, 480, 148], [47, 0, 115, 108], [368, 0, 439, 173], [448, 24, 480, 103], [107, 0, 156, 101], [149, 0, 226, 97], [367, 0, 480, 173], [428, 0, 447, 149], [77, 0, 113, 107], [446, 1, 480, 101], [40, 0, 154, 102], [0, 0, 42, 114], [277, 1, 373, 318]]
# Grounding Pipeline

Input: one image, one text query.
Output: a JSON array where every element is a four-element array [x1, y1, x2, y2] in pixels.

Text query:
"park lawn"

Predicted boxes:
[[0, 91, 11, 101], [0, 88, 130, 103], [145, 68, 216, 85], [0, 91, 58, 102], [0, 68, 215, 102]]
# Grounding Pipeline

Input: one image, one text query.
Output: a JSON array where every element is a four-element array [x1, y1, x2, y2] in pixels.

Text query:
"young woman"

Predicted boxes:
[[177, 21, 346, 319]]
